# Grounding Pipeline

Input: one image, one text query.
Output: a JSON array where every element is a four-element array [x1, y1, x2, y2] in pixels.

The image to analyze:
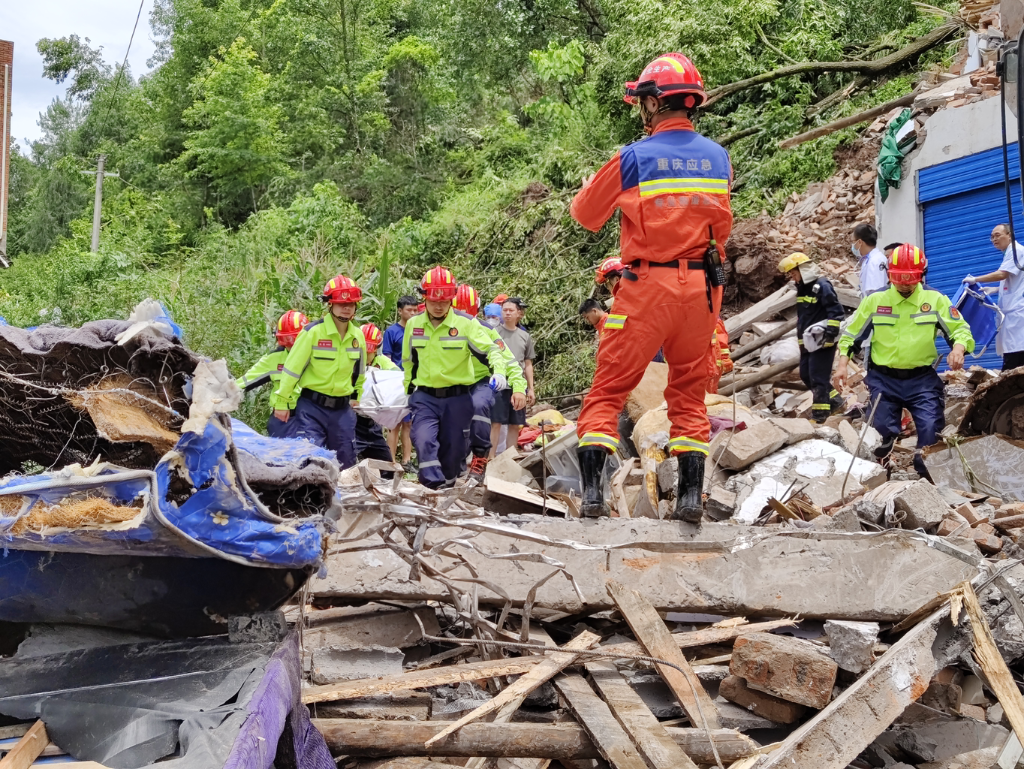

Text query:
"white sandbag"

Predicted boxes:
[[356, 368, 410, 429], [760, 336, 801, 366]]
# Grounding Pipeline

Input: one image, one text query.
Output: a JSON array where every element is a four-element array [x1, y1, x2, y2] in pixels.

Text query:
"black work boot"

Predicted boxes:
[[672, 452, 705, 523], [578, 447, 608, 518]]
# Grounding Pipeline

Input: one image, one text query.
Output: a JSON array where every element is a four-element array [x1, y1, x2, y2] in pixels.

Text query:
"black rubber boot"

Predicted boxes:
[[578, 447, 608, 518], [672, 452, 705, 523]]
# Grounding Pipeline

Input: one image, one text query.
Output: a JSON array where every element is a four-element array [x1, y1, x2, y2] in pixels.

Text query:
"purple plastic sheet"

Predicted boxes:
[[224, 632, 333, 769]]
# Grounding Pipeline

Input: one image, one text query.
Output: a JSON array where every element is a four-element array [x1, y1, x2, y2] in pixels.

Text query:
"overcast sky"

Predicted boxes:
[[1, 0, 157, 151]]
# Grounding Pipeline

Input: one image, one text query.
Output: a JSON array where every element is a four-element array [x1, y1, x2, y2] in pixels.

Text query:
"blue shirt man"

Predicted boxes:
[[383, 296, 419, 369]]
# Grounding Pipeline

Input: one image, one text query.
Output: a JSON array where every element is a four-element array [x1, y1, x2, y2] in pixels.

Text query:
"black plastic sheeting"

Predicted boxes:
[[0, 632, 307, 768]]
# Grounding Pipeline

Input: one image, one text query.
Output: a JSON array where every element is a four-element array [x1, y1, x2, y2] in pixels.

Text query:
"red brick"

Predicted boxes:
[[956, 503, 984, 525], [730, 633, 838, 709], [719, 675, 807, 724], [960, 703, 986, 722]]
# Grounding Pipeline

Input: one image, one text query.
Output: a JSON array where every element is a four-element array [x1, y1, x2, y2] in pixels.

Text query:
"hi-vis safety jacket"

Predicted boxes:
[[839, 284, 975, 368], [470, 320, 528, 393], [272, 316, 367, 410], [402, 309, 508, 393], [570, 117, 733, 264], [236, 348, 301, 410], [796, 277, 845, 349]]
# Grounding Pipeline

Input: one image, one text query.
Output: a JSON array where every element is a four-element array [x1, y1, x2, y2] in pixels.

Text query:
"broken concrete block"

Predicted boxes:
[[656, 457, 676, 495], [305, 604, 441, 649], [712, 696, 780, 731], [314, 693, 432, 721], [960, 703, 986, 722], [893, 480, 951, 532], [487, 447, 536, 485], [971, 528, 1003, 554], [706, 486, 736, 520], [625, 362, 669, 423], [893, 719, 1008, 764], [824, 620, 879, 674], [714, 420, 789, 471], [837, 420, 882, 459], [768, 418, 815, 446], [310, 644, 404, 685], [960, 675, 989, 706], [730, 632, 838, 709], [834, 499, 885, 526], [921, 681, 962, 715], [814, 425, 842, 445], [987, 702, 1006, 726], [828, 505, 864, 532], [719, 674, 807, 724]]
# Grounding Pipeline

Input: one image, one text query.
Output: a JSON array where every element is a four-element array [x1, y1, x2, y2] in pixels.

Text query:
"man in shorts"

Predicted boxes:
[[489, 297, 536, 456]]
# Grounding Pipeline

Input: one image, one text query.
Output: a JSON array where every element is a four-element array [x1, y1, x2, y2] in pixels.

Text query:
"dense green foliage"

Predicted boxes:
[[2, 0, 959, 420]]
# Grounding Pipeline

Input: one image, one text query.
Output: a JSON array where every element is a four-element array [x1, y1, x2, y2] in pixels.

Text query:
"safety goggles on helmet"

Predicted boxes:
[[322, 275, 363, 304], [623, 53, 706, 109]]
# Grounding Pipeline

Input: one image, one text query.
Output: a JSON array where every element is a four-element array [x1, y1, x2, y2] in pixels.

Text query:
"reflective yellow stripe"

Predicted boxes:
[[579, 432, 619, 451], [604, 314, 627, 330], [796, 296, 817, 303], [827, 319, 841, 326], [638, 177, 730, 197], [812, 404, 831, 410], [667, 436, 709, 455]]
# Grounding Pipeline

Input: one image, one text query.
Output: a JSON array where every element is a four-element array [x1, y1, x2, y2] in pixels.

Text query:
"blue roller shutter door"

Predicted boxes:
[[919, 143, 1022, 371]]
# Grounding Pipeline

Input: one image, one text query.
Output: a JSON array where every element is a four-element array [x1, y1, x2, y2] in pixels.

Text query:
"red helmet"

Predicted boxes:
[[624, 53, 706, 109], [276, 310, 309, 348], [888, 244, 926, 287], [361, 322, 383, 352], [420, 266, 458, 301], [453, 284, 480, 316], [323, 274, 363, 304], [595, 256, 625, 285]]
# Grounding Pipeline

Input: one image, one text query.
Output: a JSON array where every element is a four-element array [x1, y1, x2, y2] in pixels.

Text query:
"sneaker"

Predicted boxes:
[[468, 454, 489, 480]]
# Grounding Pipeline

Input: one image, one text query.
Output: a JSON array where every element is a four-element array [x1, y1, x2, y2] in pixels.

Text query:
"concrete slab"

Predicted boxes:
[[317, 516, 979, 621]]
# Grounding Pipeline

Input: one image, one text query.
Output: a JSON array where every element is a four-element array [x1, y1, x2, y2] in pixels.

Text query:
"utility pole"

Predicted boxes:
[[82, 155, 119, 253]]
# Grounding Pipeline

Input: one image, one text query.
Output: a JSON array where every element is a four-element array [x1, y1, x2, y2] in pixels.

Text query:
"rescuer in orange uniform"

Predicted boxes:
[[571, 53, 733, 522]]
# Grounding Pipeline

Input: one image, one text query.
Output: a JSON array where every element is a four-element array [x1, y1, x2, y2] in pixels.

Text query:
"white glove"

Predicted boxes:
[[489, 374, 507, 391], [964, 275, 978, 284]]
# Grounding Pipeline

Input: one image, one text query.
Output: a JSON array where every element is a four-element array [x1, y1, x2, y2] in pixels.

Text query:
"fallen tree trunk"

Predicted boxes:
[[718, 358, 800, 396], [779, 92, 917, 149], [312, 720, 758, 764], [704, 21, 958, 107]]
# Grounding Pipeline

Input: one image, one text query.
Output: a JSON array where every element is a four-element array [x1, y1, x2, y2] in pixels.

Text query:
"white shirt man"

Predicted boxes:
[[852, 225, 889, 298], [965, 224, 1024, 370]]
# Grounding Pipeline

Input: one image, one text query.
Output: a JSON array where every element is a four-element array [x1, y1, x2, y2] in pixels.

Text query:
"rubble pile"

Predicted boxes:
[[290, 448, 1024, 769]]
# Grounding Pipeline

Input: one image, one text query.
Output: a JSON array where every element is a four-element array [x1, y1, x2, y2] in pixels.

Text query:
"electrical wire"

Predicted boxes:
[[92, 0, 147, 139], [999, 44, 1022, 270]]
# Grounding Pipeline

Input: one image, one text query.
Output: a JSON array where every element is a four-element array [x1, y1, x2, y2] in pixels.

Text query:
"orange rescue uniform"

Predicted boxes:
[[572, 117, 733, 456], [705, 318, 732, 394]]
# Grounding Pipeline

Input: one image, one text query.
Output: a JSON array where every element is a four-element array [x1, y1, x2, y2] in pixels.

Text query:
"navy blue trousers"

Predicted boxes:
[[409, 389, 474, 488], [867, 367, 944, 477], [468, 379, 495, 457], [267, 411, 299, 439], [355, 415, 395, 478], [799, 346, 837, 423], [293, 396, 357, 469]]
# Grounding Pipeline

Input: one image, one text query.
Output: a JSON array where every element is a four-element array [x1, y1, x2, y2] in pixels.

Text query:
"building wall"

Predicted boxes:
[[877, 97, 1019, 246], [0, 39, 11, 254]]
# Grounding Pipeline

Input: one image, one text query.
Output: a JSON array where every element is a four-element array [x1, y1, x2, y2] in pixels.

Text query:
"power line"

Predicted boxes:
[[93, 0, 147, 137], [193, 4, 261, 96]]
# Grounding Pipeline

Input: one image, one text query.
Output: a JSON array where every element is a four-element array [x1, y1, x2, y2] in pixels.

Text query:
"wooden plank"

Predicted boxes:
[[314, 720, 600, 759], [723, 284, 796, 337], [0, 729, 27, 743], [555, 674, 651, 769], [606, 580, 720, 730], [586, 661, 699, 769], [602, 618, 796, 658], [0, 721, 47, 769], [311, 719, 755, 764], [303, 657, 544, 704], [609, 459, 635, 519], [425, 631, 601, 746], [759, 607, 948, 769], [484, 475, 568, 515], [961, 582, 1024, 745]]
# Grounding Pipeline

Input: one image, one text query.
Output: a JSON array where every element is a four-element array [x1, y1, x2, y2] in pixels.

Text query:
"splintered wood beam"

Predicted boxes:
[[606, 580, 720, 730], [555, 675, 651, 769], [0, 721, 49, 769]]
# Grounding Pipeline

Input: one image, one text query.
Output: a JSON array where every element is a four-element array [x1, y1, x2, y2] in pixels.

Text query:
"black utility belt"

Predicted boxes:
[[870, 364, 934, 380], [623, 260, 704, 280], [416, 384, 472, 398], [300, 391, 351, 409]]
